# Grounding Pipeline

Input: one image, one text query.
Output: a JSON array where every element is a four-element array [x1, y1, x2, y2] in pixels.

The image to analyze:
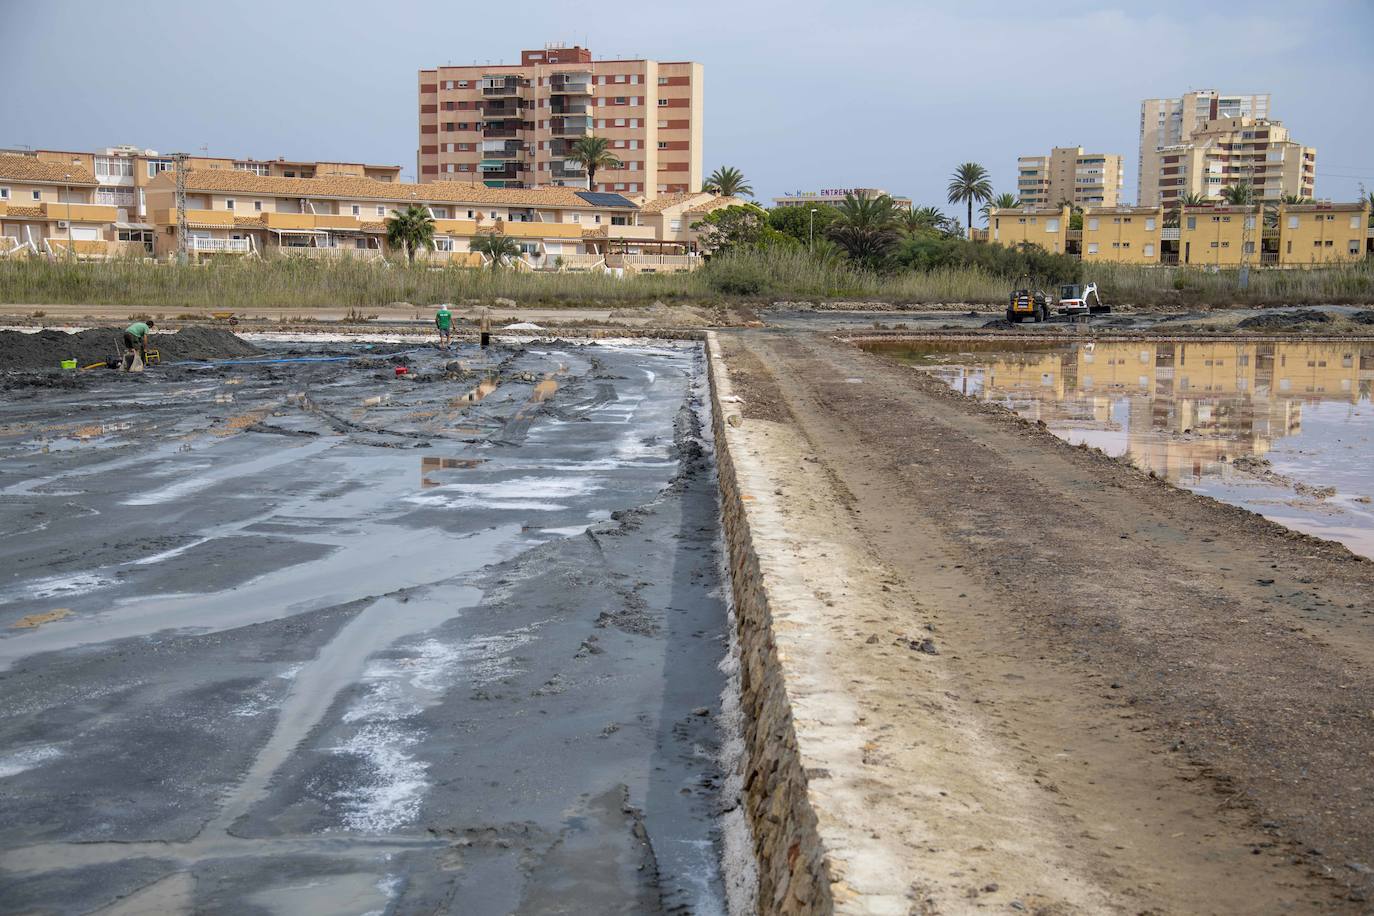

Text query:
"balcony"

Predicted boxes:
[[1160, 227, 1181, 241], [496, 220, 582, 240], [480, 142, 524, 160], [155, 208, 234, 228], [480, 76, 526, 97], [42, 202, 118, 223], [480, 101, 523, 118], [189, 237, 251, 254], [551, 117, 592, 138], [550, 102, 590, 116], [482, 125, 522, 139], [279, 245, 383, 261], [550, 73, 593, 95]]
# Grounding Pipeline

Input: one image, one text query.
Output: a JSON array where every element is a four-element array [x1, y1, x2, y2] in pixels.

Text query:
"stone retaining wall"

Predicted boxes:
[[705, 332, 835, 915]]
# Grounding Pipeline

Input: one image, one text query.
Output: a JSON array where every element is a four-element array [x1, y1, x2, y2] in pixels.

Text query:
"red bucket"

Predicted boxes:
[[394, 366, 409, 377]]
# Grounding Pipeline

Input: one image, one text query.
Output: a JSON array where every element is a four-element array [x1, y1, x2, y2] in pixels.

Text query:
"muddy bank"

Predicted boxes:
[[718, 329, 1374, 910], [0, 327, 259, 370]]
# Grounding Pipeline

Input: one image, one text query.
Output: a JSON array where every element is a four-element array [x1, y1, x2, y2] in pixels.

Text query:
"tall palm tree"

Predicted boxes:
[[1166, 192, 1209, 227], [947, 162, 993, 232], [567, 136, 621, 191], [898, 205, 948, 235], [826, 192, 900, 265], [470, 234, 522, 269], [703, 166, 753, 198], [385, 204, 436, 265]]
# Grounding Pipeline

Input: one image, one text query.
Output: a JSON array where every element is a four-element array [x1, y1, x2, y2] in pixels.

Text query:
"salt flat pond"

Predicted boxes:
[[867, 338, 1374, 559]]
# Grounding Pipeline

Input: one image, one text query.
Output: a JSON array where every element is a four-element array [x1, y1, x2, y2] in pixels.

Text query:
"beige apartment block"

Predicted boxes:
[[985, 205, 1070, 253], [1016, 148, 1124, 208], [417, 44, 703, 198], [140, 170, 690, 270], [1134, 90, 1321, 206], [3, 146, 400, 229]]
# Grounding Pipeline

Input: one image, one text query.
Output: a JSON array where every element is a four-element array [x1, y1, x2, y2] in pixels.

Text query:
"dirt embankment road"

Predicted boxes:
[[720, 330, 1374, 912]]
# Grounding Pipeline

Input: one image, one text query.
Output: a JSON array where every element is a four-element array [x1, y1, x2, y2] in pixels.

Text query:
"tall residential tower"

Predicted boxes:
[[417, 44, 703, 199], [1016, 147, 1124, 208], [1137, 90, 1315, 206]]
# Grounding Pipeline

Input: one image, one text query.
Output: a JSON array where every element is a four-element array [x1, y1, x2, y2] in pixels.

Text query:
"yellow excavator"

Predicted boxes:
[[1006, 273, 1050, 323]]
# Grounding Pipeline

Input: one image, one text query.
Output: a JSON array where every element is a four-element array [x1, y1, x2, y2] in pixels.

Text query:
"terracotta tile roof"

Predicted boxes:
[[684, 195, 746, 215], [635, 191, 710, 214], [4, 206, 44, 219], [582, 225, 610, 239], [361, 220, 386, 232], [0, 155, 98, 185], [233, 215, 266, 228], [158, 169, 637, 210]]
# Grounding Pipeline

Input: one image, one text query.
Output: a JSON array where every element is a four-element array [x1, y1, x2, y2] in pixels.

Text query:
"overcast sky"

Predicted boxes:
[[4, 0, 1371, 218]]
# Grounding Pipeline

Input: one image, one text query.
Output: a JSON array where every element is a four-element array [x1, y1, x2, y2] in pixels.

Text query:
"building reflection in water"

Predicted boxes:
[[883, 340, 1374, 483], [420, 456, 486, 488]]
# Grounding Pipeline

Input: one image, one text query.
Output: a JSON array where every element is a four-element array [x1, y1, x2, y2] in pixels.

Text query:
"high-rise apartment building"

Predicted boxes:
[[1016, 147, 1124, 208], [1137, 90, 1317, 205], [1148, 117, 1316, 206], [417, 44, 703, 199]]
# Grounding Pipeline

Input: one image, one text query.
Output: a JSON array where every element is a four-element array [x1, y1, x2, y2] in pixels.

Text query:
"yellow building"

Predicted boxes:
[[985, 205, 1070, 254], [143, 169, 666, 268], [1175, 205, 1257, 267], [1081, 206, 1165, 264], [1275, 201, 1370, 266]]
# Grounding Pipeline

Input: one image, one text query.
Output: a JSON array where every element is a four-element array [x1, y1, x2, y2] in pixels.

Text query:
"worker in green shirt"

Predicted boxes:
[[121, 320, 154, 371], [435, 305, 453, 350]]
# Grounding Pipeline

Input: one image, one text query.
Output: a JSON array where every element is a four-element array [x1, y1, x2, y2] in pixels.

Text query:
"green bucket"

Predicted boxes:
[[60, 359, 77, 370]]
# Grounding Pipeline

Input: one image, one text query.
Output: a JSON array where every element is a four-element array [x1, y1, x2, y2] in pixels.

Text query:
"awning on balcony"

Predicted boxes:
[[269, 227, 328, 236], [114, 221, 154, 231]]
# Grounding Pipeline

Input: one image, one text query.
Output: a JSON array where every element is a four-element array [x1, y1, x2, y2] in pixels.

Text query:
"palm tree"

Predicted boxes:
[[1165, 192, 1209, 227], [567, 136, 621, 191], [947, 162, 993, 233], [470, 234, 522, 269], [385, 204, 436, 265], [898, 205, 948, 235], [981, 192, 1021, 221], [1219, 182, 1255, 205], [703, 166, 753, 198], [826, 192, 901, 265]]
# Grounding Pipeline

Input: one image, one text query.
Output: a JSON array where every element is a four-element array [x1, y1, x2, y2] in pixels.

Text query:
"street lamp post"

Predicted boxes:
[[809, 207, 817, 250]]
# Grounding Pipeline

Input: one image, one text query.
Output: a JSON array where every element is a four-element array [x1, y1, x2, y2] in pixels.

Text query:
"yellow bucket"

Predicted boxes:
[[60, 359, 77, 370]]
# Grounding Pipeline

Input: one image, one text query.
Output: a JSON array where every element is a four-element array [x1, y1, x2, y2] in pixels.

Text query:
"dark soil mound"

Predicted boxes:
[[981, 318, 1017, 330], [1236, 309, 1334, 331], [0, 327, 259, 371], [1350, 310, 1374, 325]]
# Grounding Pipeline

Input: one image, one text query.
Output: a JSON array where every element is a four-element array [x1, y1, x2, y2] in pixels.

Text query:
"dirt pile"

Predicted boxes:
[[0, 327, 260, 371], [1236, 309, 1334, 331]]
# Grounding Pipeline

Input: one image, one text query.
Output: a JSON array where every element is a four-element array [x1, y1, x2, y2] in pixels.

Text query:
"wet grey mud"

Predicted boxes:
[[0, 340, 734, 915]]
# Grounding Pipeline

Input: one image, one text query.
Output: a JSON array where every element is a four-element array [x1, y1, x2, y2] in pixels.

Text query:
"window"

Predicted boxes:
[[351, 205, 360, 216], [658, 76, 669, 85], [1352, 240, 1362, 256], [615, 118, 626, 127], [1352, 216, 1362, 229], [434, 237, 453, 251], [0, 187, 9, 200], [234, 162, 270, 176], [658, 141, 668, 150], [1046, 218, 1059, 232], [431, 207, 447, 219], [614, 96, 627, 104], [1145, 217, 1156, 231], [95, 156, 134, 178], [225, 199, 235, 210], [1087, 242, 1099, 254], [657, 98, 669, 106], [670, 218, 682, 231], [614, 74, 627, 83], [658, 120, 668, 129], [147, 159, 173, 178], [1087, 217, 1099, 231], [1143, 243, 1155, 257], [1186, 216, 1197, 230], [377, 205, 386, 216], [33, 189, 44, 200], [1287, 215, 1298, 229]]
